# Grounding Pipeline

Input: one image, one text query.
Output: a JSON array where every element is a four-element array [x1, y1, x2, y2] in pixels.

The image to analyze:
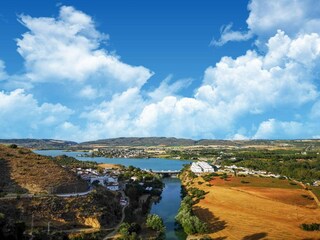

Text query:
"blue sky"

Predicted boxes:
[[0, 0, 320, 141]]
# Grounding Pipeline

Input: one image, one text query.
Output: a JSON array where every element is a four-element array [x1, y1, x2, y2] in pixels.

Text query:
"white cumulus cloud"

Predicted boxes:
[[2, 3, 320, 141], [253, 119, 304, 139], [0, 89, 73, 138], [72, 30, 320, 141], [213, 0, 320, 46], [17, 6, 153, 94]]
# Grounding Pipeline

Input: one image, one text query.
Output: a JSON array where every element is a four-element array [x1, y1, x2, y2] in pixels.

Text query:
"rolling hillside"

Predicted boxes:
[[0, 145, 88, 194]]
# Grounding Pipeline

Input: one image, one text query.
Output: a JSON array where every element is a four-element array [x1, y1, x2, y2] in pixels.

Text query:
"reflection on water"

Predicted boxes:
[[151, 178, 187, 240]]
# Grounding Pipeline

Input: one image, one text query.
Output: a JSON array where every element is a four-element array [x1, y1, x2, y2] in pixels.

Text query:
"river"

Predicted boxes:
[[151, 178, 187, 240], [35, 150, 188, 239]]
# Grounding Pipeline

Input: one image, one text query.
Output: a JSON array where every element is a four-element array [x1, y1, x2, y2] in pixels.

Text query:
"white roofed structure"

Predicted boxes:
[[191, 161, 215, 173]]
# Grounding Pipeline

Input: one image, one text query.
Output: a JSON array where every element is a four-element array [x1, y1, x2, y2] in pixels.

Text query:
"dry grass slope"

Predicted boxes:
[[0, 145, 88, 194], [185, 175, 320, 240]]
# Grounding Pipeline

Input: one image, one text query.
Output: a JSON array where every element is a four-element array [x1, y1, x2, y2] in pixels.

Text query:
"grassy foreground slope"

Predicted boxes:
[[0, 145, 88, 194]]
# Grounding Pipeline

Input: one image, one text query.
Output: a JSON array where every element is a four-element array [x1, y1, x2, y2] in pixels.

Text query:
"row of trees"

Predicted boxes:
[[175, 195, 208, 235], [118, 214, 165, 240], [223, 150, 320, 182]]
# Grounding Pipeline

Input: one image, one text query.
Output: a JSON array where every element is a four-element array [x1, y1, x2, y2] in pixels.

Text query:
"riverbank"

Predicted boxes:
[[179, 169, 320, 239]]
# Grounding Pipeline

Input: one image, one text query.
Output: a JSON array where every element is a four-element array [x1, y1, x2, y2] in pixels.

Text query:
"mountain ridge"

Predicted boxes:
[[1, 137, 319, 149]]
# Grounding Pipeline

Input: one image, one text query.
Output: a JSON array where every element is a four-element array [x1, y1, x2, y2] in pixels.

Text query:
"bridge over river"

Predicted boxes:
[[143, 169, 181, 177]]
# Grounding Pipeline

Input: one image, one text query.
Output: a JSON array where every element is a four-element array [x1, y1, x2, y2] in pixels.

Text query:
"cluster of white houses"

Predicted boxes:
[[75, 168, 120, 191], [221, 165, 284, 178], [190, 161, 215, 174]]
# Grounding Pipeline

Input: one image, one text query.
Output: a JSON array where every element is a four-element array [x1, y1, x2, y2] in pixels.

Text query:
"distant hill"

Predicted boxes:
[[79, 137, 277, 147], [1, 137, 320, 149], [80, 137, 195, 147], [0, 145, 88, 194], [0, 139, 77, 149]]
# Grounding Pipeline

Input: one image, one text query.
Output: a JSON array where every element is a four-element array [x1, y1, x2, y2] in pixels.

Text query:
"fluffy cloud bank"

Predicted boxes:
[[78, 29, 320, 140], [1, 2, 320, 140], [213, 0, 320, 46], [17, 6, 153, 94], [0, 89, 73, 138]]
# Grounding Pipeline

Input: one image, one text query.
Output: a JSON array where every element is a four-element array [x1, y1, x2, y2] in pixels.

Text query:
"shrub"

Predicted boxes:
[[241, 180, 250, 184], [202, 173, 218, 182], [301, 194, 314, 200], [220, 173, 228, 180], [301, 223, 320, 231], [119, 222, 131, 236], [146, 214, 165, 232]]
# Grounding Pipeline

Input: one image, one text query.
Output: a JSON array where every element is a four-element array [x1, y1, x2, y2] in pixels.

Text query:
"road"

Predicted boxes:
[[0, 189, 93, 200], [103, 191, 129, 240], [55, 189, 93, 197]]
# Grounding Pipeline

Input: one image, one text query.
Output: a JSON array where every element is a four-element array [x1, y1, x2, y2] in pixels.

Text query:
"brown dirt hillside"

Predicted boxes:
[[0, 188, 122, 230], [0, 145, 88, 194]]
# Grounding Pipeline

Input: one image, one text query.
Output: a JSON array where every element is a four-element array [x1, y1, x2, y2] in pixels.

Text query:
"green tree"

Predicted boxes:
[[119, 222, 130, 236], [146, 214, 165, 232]]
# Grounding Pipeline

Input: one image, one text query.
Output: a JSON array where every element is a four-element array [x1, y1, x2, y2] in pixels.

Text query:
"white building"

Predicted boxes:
[[197, 161, 215, 173], [90, 176, 108, 185], [191, 162, 203, 173], [107, 177, 118, 183], [106, 184, 119, 191], [191, 161, 215, 173]]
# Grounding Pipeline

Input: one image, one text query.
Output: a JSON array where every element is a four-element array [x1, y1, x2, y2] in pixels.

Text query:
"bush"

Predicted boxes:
[[301, 194, 314, 200], [9, 144, 18, 148], [301, 223, 320, 231], [188, 187, 206, 199], [202, 173, 218, 182], [241, 180, 250, 184], [119, 222, 131, 236], [146, 214, 165, 232], [220, 173, 228, 180]]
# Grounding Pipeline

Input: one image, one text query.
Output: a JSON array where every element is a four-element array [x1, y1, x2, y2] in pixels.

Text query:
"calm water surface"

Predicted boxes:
[[151, 178, 187, 240], [35, 150, 188, 239], [34, 150, 191, 171]]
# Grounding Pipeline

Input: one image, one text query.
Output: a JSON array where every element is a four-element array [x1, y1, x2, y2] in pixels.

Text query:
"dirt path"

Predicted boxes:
[[58, 227, 114, 234]]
